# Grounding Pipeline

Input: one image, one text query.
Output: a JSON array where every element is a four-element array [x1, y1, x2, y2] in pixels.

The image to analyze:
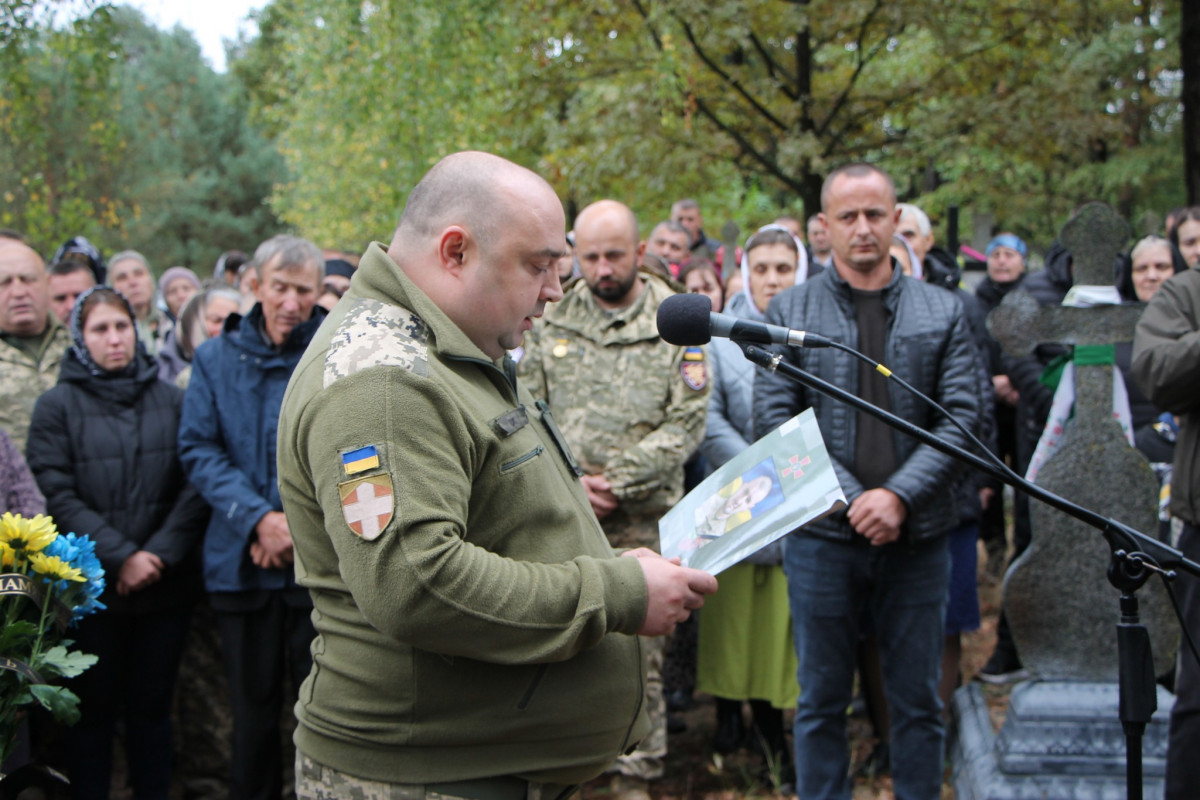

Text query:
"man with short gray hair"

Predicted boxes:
[[179, 234, 326, 800]]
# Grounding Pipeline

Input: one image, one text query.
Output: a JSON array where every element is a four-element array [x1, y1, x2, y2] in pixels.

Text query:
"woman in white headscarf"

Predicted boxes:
[[696, 224, 804, 779]]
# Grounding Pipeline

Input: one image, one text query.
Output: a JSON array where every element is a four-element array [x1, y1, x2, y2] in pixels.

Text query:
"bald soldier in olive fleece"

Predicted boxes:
[[277, 155, 717, 799]]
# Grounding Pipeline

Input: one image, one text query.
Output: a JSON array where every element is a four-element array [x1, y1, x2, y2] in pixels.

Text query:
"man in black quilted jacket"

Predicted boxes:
[[753, 163, 979, 800]]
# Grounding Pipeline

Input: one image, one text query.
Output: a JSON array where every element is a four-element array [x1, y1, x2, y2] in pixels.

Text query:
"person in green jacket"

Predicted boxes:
[[277, 151, 718, 800]]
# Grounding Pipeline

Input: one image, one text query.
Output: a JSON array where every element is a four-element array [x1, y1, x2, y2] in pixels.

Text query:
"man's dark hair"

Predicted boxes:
[[1169, 206, 1200, 247], [820, 163, 896, 211], [215, 250, 250, 282], [48, 259, 96, 279], [0, 229, 26, 243]]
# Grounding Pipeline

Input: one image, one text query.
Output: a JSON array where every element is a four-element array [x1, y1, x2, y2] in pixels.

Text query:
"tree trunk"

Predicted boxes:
[[1183, 0, 1200, 204]]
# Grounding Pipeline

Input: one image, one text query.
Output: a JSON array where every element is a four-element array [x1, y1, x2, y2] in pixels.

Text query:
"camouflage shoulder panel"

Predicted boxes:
[[540, 280, 593, 330], [324, 298, 431, 388]]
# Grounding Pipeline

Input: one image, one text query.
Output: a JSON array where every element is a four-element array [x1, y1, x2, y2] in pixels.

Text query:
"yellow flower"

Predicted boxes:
[[0, 541, 14, 569], [0, 513, 58, 554], [28, 553, 84, 583]]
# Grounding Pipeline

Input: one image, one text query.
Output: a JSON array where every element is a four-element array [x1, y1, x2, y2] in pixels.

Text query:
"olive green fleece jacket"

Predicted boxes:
[[277, 243, 651, 785]]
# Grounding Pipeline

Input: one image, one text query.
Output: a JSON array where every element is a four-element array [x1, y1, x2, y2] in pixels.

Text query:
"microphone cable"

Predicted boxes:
[[776, 338, 1023, 488]]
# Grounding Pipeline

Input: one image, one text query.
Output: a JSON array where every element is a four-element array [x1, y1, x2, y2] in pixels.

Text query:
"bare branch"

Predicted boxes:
[[629, 0, 664, 51], [691, 94, 803, 195], [671, 12, 790, 132], [748, 31, 798, 101], [815, 0, 890, 138]]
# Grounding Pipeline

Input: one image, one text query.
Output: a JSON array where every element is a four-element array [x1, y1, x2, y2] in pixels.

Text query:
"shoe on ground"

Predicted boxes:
[[854, 741, 891, 779], [977, 648, 1029, 684], [666, 688, 693, 712], [712, 709, 744, 754]]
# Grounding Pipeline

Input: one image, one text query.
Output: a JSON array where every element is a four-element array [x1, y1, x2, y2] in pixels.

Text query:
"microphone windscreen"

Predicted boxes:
[[656, 293, 712, 345]]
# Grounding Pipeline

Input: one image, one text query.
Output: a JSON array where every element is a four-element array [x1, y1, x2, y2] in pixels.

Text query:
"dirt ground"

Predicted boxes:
[[579, 541, 1013, 800], [98, 543, 1012, 800]]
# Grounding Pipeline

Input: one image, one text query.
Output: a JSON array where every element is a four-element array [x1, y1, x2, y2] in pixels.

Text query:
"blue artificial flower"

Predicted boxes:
[[43, 532, 106, 621]]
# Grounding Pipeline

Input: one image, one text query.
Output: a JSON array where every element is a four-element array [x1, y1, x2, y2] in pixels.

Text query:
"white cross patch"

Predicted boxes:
[[339, 475, 394, 541]]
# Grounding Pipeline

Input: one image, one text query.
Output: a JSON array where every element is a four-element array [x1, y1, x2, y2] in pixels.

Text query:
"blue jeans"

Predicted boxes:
[[785, 534, 950, 800]]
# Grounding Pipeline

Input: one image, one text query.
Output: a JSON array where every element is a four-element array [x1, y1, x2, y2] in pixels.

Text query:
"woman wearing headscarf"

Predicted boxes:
[[696, 224, 803, 781], [154, 268, 204, 383], [26, 286, 209, 800], [163, 285, 242, 388], [1116, 236, 1187, 538], [973, 233, 1030, 585]]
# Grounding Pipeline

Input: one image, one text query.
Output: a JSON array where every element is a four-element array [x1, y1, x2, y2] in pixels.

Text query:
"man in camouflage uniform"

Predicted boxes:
[[519, 199, 710, 797], [0, 239, 71, 451]]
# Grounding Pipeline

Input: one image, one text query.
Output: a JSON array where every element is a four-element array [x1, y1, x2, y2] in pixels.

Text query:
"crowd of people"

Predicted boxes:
[[1, 155, 1199, 800]]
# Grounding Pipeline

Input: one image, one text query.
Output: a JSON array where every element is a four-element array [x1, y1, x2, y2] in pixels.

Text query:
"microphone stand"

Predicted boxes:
[[739, 343, 1200, 800]]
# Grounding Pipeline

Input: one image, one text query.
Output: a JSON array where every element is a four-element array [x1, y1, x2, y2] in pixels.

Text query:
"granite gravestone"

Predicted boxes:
[[720, 220, 740, 285], [986, 202, 1176, 681], [954, 202, 1179, 799]]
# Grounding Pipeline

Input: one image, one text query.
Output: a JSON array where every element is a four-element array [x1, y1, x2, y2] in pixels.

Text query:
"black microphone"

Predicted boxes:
[[656, 293, 834, 348]]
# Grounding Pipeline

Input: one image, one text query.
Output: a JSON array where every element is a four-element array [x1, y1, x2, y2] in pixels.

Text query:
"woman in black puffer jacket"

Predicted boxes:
[[27, 287, 209, 800]]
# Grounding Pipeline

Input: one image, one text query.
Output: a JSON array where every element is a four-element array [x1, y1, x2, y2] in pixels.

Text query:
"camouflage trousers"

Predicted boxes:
[[172, 600, 233, 800], [609, 634, 666, 781], [295, 753, 578, 800], [602, 510, 667, 782]]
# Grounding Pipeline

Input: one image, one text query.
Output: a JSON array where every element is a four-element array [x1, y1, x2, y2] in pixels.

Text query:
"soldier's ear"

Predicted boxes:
[[437, 227, 470, 276]]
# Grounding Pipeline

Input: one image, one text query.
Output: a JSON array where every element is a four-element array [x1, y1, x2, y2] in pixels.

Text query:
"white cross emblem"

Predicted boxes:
[[340, 476, 393, 540]]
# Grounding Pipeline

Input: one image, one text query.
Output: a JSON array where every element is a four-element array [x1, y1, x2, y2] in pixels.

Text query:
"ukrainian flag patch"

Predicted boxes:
[[341, 445, 380, 475]]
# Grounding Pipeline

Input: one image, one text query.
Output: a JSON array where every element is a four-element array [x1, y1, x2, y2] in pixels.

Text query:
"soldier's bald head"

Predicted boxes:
[[574, 200, 639, 249], [573, 200, 644, 310], [0, 239, 43, 270], [392, 152, 556, 253], [0, 239, 50, 336]]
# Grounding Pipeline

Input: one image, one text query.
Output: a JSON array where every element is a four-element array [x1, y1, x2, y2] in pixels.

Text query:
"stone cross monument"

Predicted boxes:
[[720, 220, 740, 285], [954, 203, 1178, 799], [987, 202, 1176, 681]]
